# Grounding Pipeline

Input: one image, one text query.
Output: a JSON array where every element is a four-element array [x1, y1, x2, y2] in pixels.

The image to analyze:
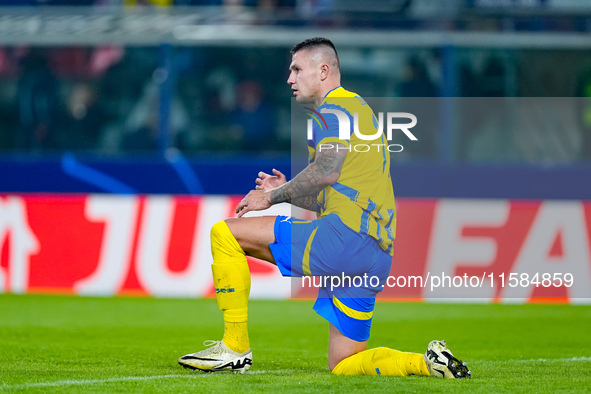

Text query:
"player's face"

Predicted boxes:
[[287, 50, 321, 104]]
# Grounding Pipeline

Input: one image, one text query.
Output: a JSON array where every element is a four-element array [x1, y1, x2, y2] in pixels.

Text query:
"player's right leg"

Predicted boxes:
[[178, 216, 276, 373], [304, 215, 472, 379], [328, 323, 430, 377], [330, 326, 471, 378]]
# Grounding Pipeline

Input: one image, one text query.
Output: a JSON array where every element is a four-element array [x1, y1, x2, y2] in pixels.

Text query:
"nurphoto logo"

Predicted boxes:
[[306, 108, 418, 153]]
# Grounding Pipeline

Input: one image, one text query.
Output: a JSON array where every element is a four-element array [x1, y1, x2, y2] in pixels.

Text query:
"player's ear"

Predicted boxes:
[[320, 63, 329, 81]]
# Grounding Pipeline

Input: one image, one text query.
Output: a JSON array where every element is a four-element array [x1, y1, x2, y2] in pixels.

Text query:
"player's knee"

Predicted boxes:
[[329, 354, 349, 373], [210, 220, 244, 262], [328, 350, 353, 372], [210, 220, 229, 242], [328, 359, 338, 373]]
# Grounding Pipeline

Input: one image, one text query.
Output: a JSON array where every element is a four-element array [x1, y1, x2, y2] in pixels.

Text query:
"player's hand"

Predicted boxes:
[[235, 189, 273, 218], [255, 168, 287, 191]]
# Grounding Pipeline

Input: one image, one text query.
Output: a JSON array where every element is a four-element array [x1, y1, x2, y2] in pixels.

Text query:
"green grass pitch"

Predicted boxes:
[[1, 294, 590, 393]]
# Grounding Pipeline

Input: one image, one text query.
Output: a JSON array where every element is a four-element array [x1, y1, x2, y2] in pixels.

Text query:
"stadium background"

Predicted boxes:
[[1, 0, 590, 303]]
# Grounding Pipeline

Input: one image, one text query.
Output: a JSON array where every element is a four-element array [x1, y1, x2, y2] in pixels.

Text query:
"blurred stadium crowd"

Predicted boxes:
[[0, 0, 591, 163]]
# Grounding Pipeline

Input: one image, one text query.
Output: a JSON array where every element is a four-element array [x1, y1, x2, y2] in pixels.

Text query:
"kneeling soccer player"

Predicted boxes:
[[178, 37, 471, 379]]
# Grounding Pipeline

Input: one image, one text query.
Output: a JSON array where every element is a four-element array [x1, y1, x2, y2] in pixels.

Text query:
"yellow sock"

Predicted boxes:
[[222, 308, 249, 354], [332, 347, 431, 377], [210, 221, 251, 353]]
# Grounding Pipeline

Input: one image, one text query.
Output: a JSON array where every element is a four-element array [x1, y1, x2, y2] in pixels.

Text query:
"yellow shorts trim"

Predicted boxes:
[[333, 296, 373, 320], [302, 227, 318, 276]]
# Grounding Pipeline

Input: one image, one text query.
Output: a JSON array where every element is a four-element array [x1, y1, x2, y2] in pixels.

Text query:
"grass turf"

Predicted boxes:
[[1, 294, 590, 393]]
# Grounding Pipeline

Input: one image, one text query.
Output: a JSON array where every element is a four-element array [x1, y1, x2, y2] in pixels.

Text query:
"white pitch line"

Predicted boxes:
[[248, 369, 295, 374], [0, 374, 206, 390], [1, 359, 589, 390], [477, 356, 591, 364], [0, 370, 295, 390]]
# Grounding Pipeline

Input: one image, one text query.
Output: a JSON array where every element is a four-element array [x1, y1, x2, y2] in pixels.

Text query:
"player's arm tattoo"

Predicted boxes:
[[269, 143, 347, 205], [290, 195, 317, 211]]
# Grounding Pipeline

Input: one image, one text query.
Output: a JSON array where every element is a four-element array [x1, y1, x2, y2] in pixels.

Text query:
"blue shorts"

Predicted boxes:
[[269, 213, 392, 341]]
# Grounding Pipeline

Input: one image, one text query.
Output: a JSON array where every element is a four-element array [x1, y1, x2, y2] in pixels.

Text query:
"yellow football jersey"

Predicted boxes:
[[307, 86, 396, 255]]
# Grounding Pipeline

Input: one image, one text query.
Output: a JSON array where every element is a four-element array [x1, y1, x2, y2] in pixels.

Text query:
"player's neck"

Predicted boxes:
[[313, 83, 341, 108]]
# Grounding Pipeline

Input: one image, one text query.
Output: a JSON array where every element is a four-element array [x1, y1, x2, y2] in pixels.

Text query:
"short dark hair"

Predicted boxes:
[[291, 37, 340, 68]]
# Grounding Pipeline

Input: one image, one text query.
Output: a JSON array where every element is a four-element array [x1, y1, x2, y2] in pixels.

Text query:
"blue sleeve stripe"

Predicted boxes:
[[321, 103, 354, 118], [318, 103, 354, 142], [360, 198, 377, 234], [385, 209, 395, 242], [360, 210, 369, 234], [385, 209, 395, 227], [331, 182, 360, 202]]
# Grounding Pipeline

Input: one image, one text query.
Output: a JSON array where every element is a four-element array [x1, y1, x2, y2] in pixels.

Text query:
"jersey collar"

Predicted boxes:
[[319, 86, 343, 106]]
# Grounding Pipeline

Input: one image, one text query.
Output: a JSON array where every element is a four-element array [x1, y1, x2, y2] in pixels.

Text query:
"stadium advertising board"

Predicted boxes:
[[1, 195, 590, 303]]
